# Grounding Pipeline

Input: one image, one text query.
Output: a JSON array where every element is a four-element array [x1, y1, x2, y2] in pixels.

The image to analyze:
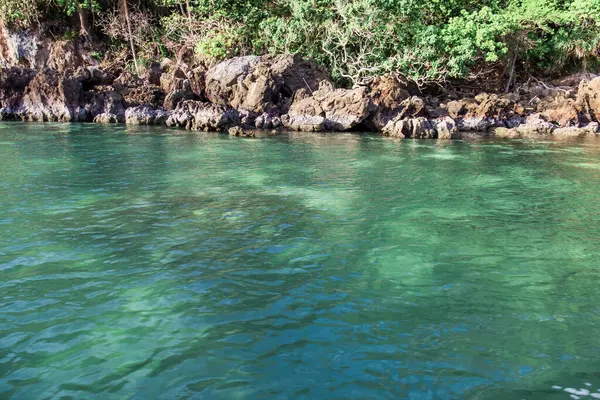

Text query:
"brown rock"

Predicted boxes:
[[577, 77, 600, 123], [283, 82, 374, 131], [20, 68, 87, 122], [205, 55, 329, 114], [382, 117, 435, 139], [166, 100, 240, 131], [125, 105, 168, 125], [540, 96, 579, 127], [367, 75, 411, 129]]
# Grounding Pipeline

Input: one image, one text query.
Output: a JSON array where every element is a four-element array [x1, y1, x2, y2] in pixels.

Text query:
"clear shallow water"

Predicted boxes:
[[2, 123, 600, 400]]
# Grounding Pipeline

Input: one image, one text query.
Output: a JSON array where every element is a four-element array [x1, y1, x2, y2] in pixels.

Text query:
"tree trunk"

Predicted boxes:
[[505, 44, 518, 93], [77, 3, 93, 42], [122, 0, 139, 74], [185, 0, 193, 32]]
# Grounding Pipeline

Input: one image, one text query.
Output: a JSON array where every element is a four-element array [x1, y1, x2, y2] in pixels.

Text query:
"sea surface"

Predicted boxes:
[[2, 123, 600, 400]]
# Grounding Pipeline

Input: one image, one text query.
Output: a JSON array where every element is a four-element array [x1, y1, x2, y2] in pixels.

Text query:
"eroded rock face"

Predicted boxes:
[[539, 96, 579, 127], [0, 24, 98, 71], [448, 93, 524, 131], [125, 105, 168, 125], [255, 112, 282, 129], [283, 82, 375, 131], [20, 68, 87, 122], [166, 100, 240, 131], [577, 77, 600, 123], [381, 115, 457, 139], [205, 54, 329, 115], [160, 65, 205, 110], [94, 113, 120, 124], [494, 114, 556, 138], [0, 24, 47, 69], [0, 67, 37, 119], [382, 117, 435, 138], [365, 75, 411, 129]]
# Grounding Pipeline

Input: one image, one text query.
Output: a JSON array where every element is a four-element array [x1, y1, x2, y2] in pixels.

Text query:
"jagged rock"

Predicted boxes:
[[432, 116, 458, 139], [94, 113, 120, 124], [145, 62, 163, 86], [0, 67, 37, 118], [83, 86, 125, 121], [495, 114, 556, 138], [367, 75, 411, 129], [577, 77, 600, 123], [123, 85, 165, 108], [553, 127, 588, 138], [125, 105, 168, 125], [228, 126, 244, 136], [160, 65, 205, 110], [205, 54, 329, 114], [554, 122, 600, 137], [255, 112, 282, 129], [281, 114, 326, 132], [539, 95, 579, 127], [76, 66, 113, 88], [166, 100, 240, 131], [228, 126, 256, 137], [396, 96, 428, 120], [283, 82, 374, 131], [20, 68, 87, 122], [448, 93, 525, 131], [586, 121, 600, 133], [382, 117, 435, 139]]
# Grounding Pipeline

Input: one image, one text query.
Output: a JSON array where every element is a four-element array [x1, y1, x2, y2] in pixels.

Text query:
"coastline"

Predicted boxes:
[[1, 38, 599, 140]]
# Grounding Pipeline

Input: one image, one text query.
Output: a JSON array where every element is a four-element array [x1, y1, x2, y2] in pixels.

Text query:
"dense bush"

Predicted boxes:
[[1, 0, 599, 87]]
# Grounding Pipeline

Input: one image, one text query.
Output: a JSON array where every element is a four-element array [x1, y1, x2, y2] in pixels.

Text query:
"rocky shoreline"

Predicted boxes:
[[1, 31, 599, 139]]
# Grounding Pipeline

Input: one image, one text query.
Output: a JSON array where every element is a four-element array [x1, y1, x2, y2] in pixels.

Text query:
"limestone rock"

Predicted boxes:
[[20, 68, 87, 122], [577, 77, 600, 123], [94, 113, 120, 124], [382, 117, 435, 139], [448, 93, 525, 131], [283, 82, 374, 131], [205, 54, 329, 114], [432, 116, 458, 139], [166, 100, 240, 131], [367, 75, 411, 129], [125, 105, 168, 125]]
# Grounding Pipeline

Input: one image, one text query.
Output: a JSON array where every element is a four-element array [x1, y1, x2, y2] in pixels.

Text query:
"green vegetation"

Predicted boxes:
[[1, 0, 599, 87]]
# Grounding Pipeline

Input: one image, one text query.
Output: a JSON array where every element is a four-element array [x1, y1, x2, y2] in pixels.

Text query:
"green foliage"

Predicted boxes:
[[1, 0, 599, 85]]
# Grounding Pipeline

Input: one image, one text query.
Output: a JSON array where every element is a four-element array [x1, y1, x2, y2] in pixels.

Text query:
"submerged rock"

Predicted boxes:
[[228, 126, 257, 137]]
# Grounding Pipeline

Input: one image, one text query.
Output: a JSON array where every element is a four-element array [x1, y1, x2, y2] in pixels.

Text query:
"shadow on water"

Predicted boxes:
[[2, 124, 600, 399]]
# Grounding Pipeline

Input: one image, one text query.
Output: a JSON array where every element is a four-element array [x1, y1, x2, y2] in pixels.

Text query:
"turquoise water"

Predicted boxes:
[[2, 123, 600, 400]]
